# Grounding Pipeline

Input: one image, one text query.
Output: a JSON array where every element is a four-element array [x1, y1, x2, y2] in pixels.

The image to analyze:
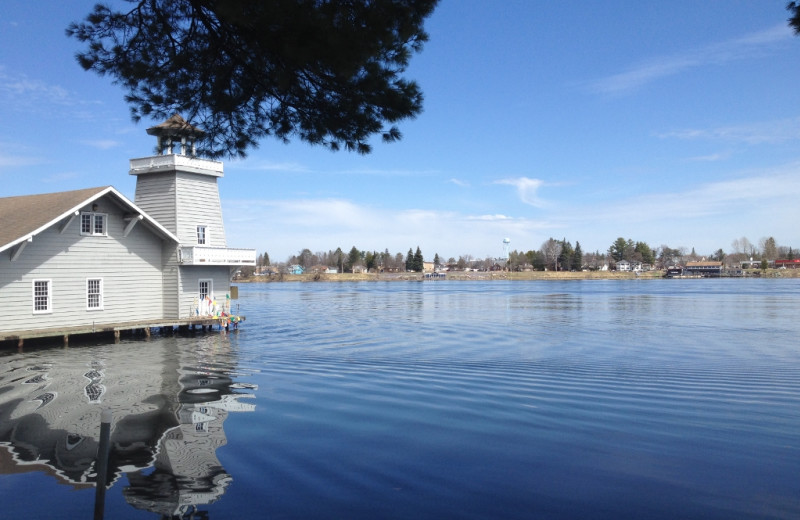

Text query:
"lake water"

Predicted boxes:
[[1, 279, 798, 519]]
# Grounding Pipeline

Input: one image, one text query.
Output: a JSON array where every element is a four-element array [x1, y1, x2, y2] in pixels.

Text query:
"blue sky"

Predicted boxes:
[[2, 1, 800, 262]]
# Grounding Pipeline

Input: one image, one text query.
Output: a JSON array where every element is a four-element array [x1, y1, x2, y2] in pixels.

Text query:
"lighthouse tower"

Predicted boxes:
[[129, 115, 255, 318]]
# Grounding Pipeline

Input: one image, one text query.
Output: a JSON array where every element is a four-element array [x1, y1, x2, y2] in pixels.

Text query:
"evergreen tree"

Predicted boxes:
[[609, 237, 627, 262], [68, 0, 439, 158], [334, 247, 344, 273], [634, 241, 654, 265], [262, 251, 270, 266], [433, 253, 440, 267], [405, 248, 414, 271], [346, 246, 361, 272], [413, 246, 424, 272], [558, 239, 573, 271], [365, 251, 376, 272], [572, 242, 583, 271]]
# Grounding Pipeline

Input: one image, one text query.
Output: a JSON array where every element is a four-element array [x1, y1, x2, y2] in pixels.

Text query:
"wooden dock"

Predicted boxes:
[[1, 316, 245, 349]]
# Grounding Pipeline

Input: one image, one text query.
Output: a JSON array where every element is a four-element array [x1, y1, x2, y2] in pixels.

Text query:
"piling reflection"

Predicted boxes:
[[0, 333, 255, 517]]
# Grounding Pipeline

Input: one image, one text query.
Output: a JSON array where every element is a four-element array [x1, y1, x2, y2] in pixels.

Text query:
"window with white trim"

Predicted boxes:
[[87, 278, 103, 310], [196, 225, 207, 245], [199, 279, 212, 300], [33, 280, 52, 314], [80, 212, 107, 236]]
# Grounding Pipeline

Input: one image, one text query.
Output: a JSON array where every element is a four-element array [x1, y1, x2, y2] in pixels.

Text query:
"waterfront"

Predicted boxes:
[[1, 279, 799, 519]]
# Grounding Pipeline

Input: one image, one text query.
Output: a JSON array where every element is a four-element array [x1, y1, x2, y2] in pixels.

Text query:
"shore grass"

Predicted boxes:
[[239, 268, 800, 283]]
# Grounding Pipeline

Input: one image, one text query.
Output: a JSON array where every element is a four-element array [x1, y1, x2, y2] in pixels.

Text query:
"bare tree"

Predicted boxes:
[[540, 238, 563, 271]]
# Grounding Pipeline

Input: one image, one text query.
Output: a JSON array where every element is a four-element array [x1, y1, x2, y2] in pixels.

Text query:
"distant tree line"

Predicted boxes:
[[242, 234, 795, 276]]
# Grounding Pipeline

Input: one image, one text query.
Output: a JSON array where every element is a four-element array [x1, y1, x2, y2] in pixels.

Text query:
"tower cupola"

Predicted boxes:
[[146, 114, 205, 156]]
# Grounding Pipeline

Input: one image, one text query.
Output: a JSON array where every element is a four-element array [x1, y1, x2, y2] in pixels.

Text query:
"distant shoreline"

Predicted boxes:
[[239, 269, 800, 283]]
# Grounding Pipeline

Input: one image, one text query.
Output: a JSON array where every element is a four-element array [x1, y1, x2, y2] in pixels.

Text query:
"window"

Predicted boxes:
[[87, 278, 103, 310], [33, 280, 51, 314], [196, 225, 207, 245], [199, 279, 212, 300], [80, 212, 107, 236]]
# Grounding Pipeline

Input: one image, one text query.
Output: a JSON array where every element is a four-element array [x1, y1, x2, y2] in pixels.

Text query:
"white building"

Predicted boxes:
[[0, 116, 255, 343]]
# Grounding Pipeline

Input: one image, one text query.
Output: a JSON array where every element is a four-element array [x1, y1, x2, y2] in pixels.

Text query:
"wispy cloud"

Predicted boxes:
[[0, 141, 46, 169], [588, 24, 791, 94], [659, 117, 800, 145], [78, 139, 121, 150], [222, 163, 800, 261], [230, 160, 437, 177], [0, 69, 71, 105], [232, 160, 311, 173], [556, 163, 800, 227], [41, 171, 82, 184], [0, 68, 105, 121], [0, 152, 43, 168], [495, 177, 547, 207], [223, 197, 552, 260], [685, 151, 733, 162], [449, 177, 470, 187]]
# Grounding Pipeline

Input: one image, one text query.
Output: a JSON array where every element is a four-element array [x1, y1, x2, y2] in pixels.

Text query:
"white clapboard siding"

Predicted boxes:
[[161, 247, 180, 320], [133, 172, 177, 233], [175, 172, 227, 247], [0, 196, 168, 333], [178, 267, 232, 318]]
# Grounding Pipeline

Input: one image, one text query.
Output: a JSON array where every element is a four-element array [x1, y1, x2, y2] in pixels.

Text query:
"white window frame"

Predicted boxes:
[[80, 212, 107, 237], [199, 279, 213, 300], [86, 278, 104, 311], [196, 225, 207, 245], [32, 279, 52, 314]]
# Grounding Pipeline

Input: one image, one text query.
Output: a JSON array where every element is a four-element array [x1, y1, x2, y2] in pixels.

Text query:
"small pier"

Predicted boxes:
[[1, 316, 245, 350]]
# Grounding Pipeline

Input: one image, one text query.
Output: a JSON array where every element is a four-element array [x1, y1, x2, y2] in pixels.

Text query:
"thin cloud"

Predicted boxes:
[[0, 152, 44, 168], [685, 151, 733, 162], [449, 177, 470, 187], [229, 161, 437, 177], [561, 163, 800, 224], [222, 197, 552, 260], [79, 139, 121, 150], [659, 117, 800, 145], [468, 214, 513, 221], [589, 24, 791, 94], [496, 177, 547, 207], [0, 71, 71, 105], [41, 171, 82, 184], [232, 160, 311, 173]]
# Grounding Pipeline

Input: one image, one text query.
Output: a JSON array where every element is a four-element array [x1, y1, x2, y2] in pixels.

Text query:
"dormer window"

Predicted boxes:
[[196, 225, 207, 245], [81, 212, 107, 236]]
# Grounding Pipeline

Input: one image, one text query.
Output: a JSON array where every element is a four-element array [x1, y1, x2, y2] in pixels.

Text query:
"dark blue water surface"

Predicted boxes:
[[1, 279, 799, 519]]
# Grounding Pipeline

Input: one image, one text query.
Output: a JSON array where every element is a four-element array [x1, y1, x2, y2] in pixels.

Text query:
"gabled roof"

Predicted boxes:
[[0, 186, 179, 255]]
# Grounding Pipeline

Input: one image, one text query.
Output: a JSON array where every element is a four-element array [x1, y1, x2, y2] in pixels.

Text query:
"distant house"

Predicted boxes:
[[775, 259, 800, 269], [684, 261, 723, 277], [289, 265, 305, 275], [616, 260, 631, 272], [0, 115, 255, 341]]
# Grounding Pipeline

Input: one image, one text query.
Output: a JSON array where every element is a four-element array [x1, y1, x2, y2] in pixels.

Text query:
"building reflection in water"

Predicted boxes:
[[0, 333, 255, 518]]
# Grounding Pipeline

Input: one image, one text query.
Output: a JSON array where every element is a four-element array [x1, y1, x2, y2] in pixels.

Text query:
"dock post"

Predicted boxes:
[[114, 330, 120, 343], [63, 335, 69, 348], [144, 327, 151, 339], [93, 408, 112, 520], [17, 338, 23, 352]]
